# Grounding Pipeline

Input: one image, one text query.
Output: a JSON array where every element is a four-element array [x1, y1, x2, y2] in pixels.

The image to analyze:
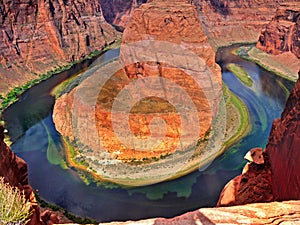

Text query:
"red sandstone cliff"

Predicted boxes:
[[218, 73, 300, 206], [256, 2, 300, 59], [0, 126, 60, 225], [99, 0, 146, 30], [193, 0, 286, 48], [0, 0, 118, 95]]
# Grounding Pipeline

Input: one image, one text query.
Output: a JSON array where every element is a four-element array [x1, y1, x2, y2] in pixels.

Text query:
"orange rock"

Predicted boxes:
[[244, 147, 264, 165], [256, 2, 300, 59], [0, 0, 118, 95]]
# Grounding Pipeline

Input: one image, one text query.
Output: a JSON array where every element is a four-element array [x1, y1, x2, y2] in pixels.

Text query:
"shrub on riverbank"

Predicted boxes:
[[0, 177, 32, 225]]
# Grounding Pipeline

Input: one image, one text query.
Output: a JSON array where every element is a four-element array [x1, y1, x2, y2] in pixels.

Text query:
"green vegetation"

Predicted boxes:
[[222, 83, 249, 147], [236, 46, 297, 82], [226, 63, 253, 87], [35, 194, 98, 224], [0, 177, 32, 225], [0, 41, 119, 111]]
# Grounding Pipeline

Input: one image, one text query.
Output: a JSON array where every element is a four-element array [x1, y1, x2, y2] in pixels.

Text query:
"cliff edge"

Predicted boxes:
[[218, 73, 300, 206]]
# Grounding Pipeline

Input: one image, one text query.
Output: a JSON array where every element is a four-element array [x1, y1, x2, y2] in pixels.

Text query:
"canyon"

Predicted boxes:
[[53, 0, 224, 186], [0, 0, 118, 95], [0, 0, 299, 224]]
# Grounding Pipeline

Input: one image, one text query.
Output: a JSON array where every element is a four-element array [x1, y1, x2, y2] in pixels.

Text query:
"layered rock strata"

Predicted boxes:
[[193, 0, 286, 48], [53, 0, 222, 185], [0, 126, 58, 225], [256, 2, 300, 59], [99, 0, 146, 29], [0, 0, 117, 95], [218, 74, 300, 206]]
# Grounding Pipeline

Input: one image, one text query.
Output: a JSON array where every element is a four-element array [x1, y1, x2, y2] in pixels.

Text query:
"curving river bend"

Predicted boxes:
[[3, 46, 294, 222]]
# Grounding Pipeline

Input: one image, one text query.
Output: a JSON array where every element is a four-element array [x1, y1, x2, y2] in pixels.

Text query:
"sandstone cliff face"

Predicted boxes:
[[0, 0, 118, 95], [256, 2, 300, 59], [193, 0, 286, 47], [218, 74, 300, 206], [0, 126, 58, 225], [99, 0, 146, 30], [266, 72, 300, 201]]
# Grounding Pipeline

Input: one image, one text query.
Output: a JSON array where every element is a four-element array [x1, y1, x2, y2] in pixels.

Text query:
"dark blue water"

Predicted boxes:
[[3, 46, 294, 222]]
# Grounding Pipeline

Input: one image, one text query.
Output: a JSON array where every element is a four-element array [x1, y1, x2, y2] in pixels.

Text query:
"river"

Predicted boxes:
[[2, 46, 294, 222]]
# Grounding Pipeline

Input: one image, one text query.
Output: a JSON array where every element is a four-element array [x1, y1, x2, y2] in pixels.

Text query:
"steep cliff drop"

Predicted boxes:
[[0, 126, 59, 225], [218, 72, 300, 206], [193, 0, 286, 48], [0, 0, 118, 95], [256, 2, 300, 59], [99, 0, 147, 30]]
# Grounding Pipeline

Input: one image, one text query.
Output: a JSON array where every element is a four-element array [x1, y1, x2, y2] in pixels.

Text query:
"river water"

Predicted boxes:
[[3, 46, 294, 222]]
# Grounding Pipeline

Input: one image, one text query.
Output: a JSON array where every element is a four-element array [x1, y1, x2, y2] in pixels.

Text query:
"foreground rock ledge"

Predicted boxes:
[[102, 201, 300, 225]]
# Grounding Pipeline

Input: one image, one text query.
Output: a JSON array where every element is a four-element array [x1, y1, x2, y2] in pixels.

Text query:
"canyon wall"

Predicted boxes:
[[99, 0, 146, 30], [193, 0, 286, 48], [218, 73, 300, 206], [0, 0, 118, 95], [0, 126, 59, 225], [256, 2, 300, 59]]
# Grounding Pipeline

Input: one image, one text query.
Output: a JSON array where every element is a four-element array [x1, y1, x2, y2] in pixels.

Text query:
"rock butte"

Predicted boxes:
[[0, 0, 300, 224], [53, 0, 222, 182]]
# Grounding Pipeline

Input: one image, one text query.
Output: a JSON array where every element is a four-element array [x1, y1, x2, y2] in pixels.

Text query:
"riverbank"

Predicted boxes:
[[0, 40, 121, 112], [61, 83, 250, 187], [226, 63, 253, 87], [237, 46, 299, 82]]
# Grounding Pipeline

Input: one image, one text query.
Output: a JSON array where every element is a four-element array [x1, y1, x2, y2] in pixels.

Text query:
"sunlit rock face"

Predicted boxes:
[[0, 0, 117, 95], [193, 0, 286, 48], [217, 74, 300, 206], [103, 201, 300, 225], [99, 0, 147, 29], [266, 73, 300, 201], [0, 126, 46, 225], [256, 2, 300, 59], [53, 0, 223, 185]]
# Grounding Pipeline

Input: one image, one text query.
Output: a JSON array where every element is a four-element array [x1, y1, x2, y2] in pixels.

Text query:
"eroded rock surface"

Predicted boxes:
[[0, 0, 118, 95], [257, 2, 300, 59], [0, 126, 59, 225], [193, 0, 286, 47], [218, 74, 300, 206], [104, 201, 300, 225], [266, 72, 300, 201], [53, 0, 223, 185], [99, 0, 146, 30]]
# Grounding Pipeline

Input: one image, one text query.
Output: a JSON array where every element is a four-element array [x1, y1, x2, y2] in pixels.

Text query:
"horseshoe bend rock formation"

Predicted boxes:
[[218, 74, 300, 206], [256, 2, 300, 58], [0, 0, 117, 95], [53, 0, 222, 185]]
